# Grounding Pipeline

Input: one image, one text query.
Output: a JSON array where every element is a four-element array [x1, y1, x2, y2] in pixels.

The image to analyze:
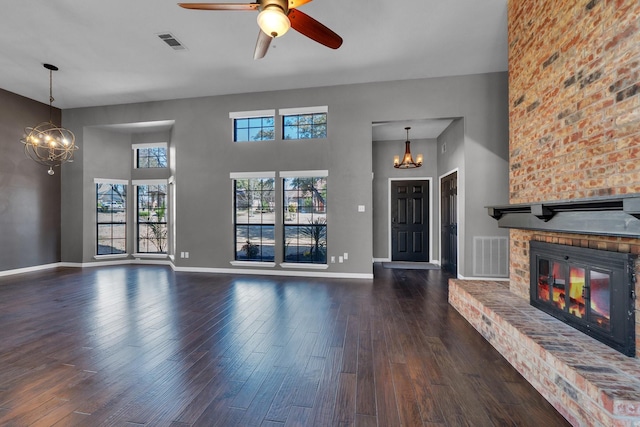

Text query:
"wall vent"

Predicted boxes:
[[473, 236, 508, 277], [157, 32, 187, 51]]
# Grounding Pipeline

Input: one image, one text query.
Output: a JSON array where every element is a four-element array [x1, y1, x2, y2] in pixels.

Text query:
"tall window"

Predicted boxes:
[[96, 180, 127, 255], [280, 106, 328, 140], [136, 183, 168, 253], [233, 174, 276, 262], [230, 110, 275, 142], [133, 143, 168, 168], [282, 172, 327, 264]]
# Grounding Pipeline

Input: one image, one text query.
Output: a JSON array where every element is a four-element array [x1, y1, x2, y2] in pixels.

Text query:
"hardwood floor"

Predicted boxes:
[[0, 264, 570, 426]]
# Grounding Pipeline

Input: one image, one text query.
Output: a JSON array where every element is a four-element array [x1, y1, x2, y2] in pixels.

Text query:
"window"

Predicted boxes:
[[232, 173, 276, 262], [230, 110, 275, 142], [133, 143, 168, 168], [282, 171, 327, 264], [280, 106, 328, 140], [96, 180, 127, 255], [135, 181, 168, 253]]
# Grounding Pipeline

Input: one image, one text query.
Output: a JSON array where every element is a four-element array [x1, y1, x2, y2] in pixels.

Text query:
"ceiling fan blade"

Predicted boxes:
[[178, 2, 259, 11], [254, 30, 273, 60], [288, 9, 342, 49], [288, 0, 313, 9]]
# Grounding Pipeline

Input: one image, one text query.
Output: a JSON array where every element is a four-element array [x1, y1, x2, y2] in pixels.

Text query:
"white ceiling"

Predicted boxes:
[[0, 0, 507, 138]]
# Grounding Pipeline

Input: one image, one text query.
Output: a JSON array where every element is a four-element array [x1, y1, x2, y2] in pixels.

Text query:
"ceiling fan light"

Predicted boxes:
[[257, 6, 290, 38]]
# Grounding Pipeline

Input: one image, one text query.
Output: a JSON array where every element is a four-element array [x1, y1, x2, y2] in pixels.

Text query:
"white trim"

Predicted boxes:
[[279, 106, 328, 116], [280, 262, 329, 270], [229, 109, 275, 119], [0, 261, 372, 280], [94, 178, 129, 185], [387, 177, 433, 262], [280, 170, 329, 178], [229, 171, 276, 179], [172, 265, 372, 279], [0, 262, 61, 278], [230, 261, 276, 268], [132, 179, 169, 186], [94, 254, 129, 260], [168, 175, 175, 184], [132, 253, 169, 259], [373, 257, 391, 263], [132, 142, 168, 150]]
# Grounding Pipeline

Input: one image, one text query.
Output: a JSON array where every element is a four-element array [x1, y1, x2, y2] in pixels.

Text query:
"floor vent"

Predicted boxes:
[[157, 32, 187, 51], [473, 236, 508, 277]]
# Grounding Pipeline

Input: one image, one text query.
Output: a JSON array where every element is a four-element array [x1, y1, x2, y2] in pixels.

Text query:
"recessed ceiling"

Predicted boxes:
[[0, 0, 508, 109], [372, 119, 455, 142]]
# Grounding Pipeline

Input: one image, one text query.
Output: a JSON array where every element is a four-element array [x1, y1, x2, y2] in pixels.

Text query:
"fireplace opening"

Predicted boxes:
[[530, 241, 636, 357]]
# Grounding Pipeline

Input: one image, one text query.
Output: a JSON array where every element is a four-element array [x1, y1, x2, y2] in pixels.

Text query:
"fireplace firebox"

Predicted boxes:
[[530, 241, 636, 356]]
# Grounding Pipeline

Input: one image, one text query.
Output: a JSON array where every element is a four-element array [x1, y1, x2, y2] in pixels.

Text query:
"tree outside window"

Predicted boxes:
[[234, 177, 276, 261], [283, 176, 327, 263]]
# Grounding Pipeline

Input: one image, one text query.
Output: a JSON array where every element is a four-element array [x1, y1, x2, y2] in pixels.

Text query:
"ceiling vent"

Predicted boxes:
[[157, 33, 187, 51]]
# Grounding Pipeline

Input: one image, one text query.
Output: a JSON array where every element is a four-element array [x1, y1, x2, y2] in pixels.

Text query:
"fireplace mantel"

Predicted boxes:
[[487, 195, 640, 237]]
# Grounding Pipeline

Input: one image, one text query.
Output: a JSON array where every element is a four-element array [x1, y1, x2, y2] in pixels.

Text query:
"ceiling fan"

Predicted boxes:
[[178, 0, 343, 59]]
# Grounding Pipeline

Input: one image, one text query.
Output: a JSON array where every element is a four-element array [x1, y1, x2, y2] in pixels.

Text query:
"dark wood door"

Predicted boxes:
[[441, 172, 458, 274], [391, 180, 429, 262]]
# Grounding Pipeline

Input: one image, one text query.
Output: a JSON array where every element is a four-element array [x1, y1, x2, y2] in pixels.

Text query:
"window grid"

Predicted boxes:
[[137, 184, 168, 253], [96, 183, 127, 255], [283, 113, 327, 140], [283, 176, 327, 264], [136, 147, 167, 168], [234, 116, 275, 142], [234, 178, 275, 262]]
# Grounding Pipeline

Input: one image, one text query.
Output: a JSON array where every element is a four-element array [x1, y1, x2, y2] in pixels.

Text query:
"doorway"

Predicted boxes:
[[390, 180, 430, 262], [440, 171, 458, 274]]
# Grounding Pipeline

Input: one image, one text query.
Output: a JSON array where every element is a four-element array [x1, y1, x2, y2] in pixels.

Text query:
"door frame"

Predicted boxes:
[[438, 168, 460, 277], [387, 177, 433, 262]]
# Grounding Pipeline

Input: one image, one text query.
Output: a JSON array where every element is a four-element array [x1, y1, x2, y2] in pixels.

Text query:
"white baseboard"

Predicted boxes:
[[0, 262, 62, 278], [0, 260, 372, 280], [172, 265, 373, 279]]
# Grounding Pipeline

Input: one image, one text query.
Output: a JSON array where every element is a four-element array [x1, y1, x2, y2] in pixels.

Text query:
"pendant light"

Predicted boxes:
[[20, 63, 78, 175], [393, 127, 423, 168]]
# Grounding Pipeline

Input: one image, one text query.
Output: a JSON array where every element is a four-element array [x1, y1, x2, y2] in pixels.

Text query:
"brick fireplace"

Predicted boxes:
[[450, 1, 640, 425]]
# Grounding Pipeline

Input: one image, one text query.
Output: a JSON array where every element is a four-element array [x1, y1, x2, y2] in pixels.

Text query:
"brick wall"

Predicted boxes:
[[508, 0, 640, 355]]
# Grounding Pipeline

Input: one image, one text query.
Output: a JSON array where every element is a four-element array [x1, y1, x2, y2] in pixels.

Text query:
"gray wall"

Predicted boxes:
[[372, 137, 438, 261], [0, 88, 62, 272], [61, 72, 510, 277]]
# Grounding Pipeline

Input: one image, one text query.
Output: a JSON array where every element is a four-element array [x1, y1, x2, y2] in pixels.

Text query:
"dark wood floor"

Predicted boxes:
[[0, 264, 570, 427]]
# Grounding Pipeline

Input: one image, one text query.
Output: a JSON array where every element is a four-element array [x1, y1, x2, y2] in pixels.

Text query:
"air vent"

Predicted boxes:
[[157, 32, 187, 51]]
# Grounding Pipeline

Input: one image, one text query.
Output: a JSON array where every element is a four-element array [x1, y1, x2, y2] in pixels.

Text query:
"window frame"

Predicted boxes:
[[132, 142, 168, 169], [281, 170, 328, 267], [95, 178, 128, 258], [229, 109, 276, 142], [230, 171, 277, 266], [279, 106, 328, 140], [133, 179, 169, 256]]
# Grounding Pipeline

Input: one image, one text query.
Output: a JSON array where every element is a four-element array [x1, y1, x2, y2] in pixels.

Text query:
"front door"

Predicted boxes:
[[391, 180, 429, 262], [440, 172, 458, 274]]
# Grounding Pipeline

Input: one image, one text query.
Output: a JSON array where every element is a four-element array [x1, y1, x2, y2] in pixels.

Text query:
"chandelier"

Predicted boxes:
[[393, 126, 423, 169], [20, 64, 77, 175]]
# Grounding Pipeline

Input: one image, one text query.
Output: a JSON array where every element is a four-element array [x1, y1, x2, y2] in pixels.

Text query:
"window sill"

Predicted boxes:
[[280, 263, 329, 270], [132, 253, 168, 259], [230, 261, 276, 268], [94, 254, 129, 260]]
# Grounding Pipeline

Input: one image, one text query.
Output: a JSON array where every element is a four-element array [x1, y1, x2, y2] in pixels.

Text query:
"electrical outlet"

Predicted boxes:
[[331, 256, 336, 263], [180, 252, 185, 258], [344, 252, 348, 260], [358, 205, 365, 212], [339, 256, 344, 263], [185, 252, 190, 259]]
